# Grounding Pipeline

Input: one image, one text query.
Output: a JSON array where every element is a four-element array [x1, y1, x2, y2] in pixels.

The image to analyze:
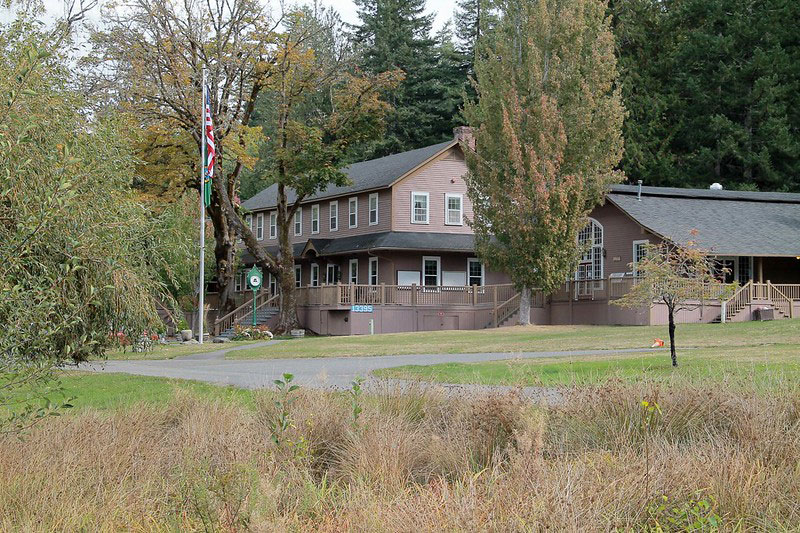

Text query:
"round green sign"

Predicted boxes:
[[247, 266, 262, 290]]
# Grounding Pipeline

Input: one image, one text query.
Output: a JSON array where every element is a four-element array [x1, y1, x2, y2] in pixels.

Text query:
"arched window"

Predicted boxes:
[[576, 218, 603, 281]]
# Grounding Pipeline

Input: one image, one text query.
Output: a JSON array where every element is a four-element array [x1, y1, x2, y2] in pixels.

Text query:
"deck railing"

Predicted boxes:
[[765, 283, 793, 318], [296, 283, 524, 308], [772, 283, 800, 302], [213, 291, 279, 335]]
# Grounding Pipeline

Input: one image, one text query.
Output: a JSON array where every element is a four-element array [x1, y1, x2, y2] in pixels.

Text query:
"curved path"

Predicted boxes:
[[80, 345, 659, 401]]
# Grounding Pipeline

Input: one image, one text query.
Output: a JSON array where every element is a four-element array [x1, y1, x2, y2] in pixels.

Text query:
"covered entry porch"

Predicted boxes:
[[295, 283, 544, 335]]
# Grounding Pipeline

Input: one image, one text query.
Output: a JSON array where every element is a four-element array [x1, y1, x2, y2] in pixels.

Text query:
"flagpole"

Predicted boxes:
[[198, 69, 206, 344]]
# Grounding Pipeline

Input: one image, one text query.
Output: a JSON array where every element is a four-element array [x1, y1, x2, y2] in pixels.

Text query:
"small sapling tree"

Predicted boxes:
[[613, 239, 732, 366]]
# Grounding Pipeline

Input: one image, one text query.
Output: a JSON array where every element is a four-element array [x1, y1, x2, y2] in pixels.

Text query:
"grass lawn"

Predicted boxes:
[[227, 319, 800, 359], [53, 372, 256, 411], [101, 339, 264, 360], [375, 343, 800, 387]]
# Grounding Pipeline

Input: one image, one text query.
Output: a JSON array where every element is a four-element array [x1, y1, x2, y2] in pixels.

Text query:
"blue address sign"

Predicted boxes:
[[351, 305, 374, 313]]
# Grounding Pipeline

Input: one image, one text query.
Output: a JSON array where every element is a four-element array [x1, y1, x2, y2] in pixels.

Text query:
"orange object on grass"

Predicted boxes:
[[651, 338, 665, 348]]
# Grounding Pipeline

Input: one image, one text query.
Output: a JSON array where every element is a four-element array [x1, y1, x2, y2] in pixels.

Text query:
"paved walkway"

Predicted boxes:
[[80, 345, 659, 399]]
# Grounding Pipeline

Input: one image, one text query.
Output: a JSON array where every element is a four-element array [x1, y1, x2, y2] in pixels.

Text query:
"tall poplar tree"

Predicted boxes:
[[463, 0, 625, 324]]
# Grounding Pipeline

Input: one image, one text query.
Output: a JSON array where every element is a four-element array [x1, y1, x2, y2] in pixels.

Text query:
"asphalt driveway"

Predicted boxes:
[[80, 344, 658, 393]]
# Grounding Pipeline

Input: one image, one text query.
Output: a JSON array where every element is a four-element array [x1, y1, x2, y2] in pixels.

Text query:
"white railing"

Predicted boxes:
[[296, 283, 522, 308]]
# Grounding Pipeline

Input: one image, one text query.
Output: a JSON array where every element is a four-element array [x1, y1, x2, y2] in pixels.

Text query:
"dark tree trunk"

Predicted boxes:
[[668, 307, 677, 367], [206, 193, 237, 315], [276, 202, 299, 333]]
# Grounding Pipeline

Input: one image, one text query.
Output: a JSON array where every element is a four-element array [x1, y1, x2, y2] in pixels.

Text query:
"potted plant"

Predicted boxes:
[[177, 317, 192, 341]]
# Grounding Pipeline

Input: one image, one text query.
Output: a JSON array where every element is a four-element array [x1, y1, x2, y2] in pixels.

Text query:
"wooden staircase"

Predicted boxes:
[[213, 292, 280, 337], [484, 290, 545, 328], [717, 281, 795, 323]]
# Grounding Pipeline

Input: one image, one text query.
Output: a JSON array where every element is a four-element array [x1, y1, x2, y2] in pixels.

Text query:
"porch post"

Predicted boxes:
[[350, 283, 356, 305], [472, 284, 478, 306], [380, 283, 385, 305], [492, 285, 498, 328], [411, 283, 417, 306], [757, 257, 763, 283]]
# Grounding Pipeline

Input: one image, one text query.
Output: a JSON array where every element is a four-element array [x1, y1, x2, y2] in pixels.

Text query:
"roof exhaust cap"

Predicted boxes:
[[637, 180, 643, 201], [710, 183, 723, 190]]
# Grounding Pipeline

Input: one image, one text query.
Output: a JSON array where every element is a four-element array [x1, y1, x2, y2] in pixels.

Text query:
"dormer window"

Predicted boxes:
[[256, 213, 264, 240], [269, 211, 277, 239]]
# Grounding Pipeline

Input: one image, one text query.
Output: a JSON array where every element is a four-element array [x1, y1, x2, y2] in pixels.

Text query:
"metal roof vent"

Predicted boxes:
[[710, 183, 723, 190]]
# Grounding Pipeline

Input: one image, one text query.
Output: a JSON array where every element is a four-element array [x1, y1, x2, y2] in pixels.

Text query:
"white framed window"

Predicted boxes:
[[294, 264, 302, 288], [268, 273, 277, 295], [255, 213, 264, 240], [349, 258, 358, 284], [311, 204, 319, 234], [246, 214, 253, 232], [422, 256, 441, 287], [467, 258, 484, 286], [369, 257, 378, 285], [294, 207, 302, 236], [329, 200, 338, 231], [349, 197, 358, 228], [268, 211, 276, 239], [576, 218, 603, 280], [326, 263, 340, 285], [368, 193, 379, 225], [445, 193, 463, 225], [632, 239, 649, 275], [411, 192, 429, 224], [234, 270, 245, 292], [310, 263, 319, 287]]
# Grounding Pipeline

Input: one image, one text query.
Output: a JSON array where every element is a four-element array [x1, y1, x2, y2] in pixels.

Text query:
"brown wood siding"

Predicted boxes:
[[247, 189, 392, 245], [590, 202, 661, 276], [392, 147, 473, 234], [357, 251, 509, 286]]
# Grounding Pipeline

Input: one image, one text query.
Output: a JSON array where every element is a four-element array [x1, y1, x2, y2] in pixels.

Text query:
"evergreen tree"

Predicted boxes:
[[352, 0, 458, 158], [615, 0, 800, 191], [454, 0, 497, 71], [433, 22, 469, 137]]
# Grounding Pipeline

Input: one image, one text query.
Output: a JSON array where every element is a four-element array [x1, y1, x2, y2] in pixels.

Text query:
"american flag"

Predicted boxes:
[[203, 87, 215, 207]]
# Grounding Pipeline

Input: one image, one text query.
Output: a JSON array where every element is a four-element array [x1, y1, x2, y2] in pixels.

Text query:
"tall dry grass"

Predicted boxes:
[[1, 378, 799, 531]]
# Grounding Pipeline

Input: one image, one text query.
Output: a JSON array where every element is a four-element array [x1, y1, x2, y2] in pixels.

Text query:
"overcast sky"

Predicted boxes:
[[330, 0, 455, 31], [2, 0, 456, 31]]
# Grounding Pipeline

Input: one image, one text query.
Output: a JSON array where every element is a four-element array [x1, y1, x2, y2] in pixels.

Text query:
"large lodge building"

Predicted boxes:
[[210, 128, 800, 336]]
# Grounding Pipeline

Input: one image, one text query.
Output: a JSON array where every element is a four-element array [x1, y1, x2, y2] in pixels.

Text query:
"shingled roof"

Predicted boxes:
[[241, 139, 456, 211], [608, 185, 800, 256], [239, 232, 476, 262]]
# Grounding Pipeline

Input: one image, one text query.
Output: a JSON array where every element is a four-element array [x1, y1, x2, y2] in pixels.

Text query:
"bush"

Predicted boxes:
[[231, 324, 273, 341]]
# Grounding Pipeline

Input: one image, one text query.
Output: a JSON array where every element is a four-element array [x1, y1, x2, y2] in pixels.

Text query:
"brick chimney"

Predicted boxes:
[[453, 126, 475, 151]]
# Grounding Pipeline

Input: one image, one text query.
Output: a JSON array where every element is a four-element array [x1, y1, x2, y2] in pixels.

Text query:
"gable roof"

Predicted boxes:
[[607, 185, 800, 256], [241, 139, 457, 211]]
